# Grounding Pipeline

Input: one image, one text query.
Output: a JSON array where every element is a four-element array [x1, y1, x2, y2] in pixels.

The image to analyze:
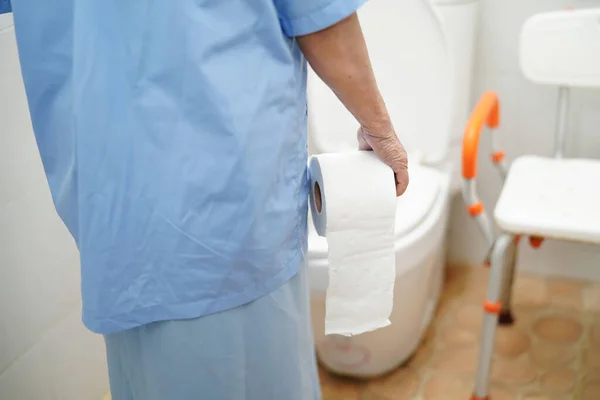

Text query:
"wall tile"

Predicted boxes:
[[0, 18, 107, 400], [0, 178, 80, 374], [569, 89, 600, 158], [477, 0, 578, 73], [46, 311, 108, 400], [0, 337, 56, 400], [0, 310, 108, 400], [0, 13, 12, 32]]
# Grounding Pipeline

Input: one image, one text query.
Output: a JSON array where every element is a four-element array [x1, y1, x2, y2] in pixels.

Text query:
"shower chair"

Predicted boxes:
[[461, 7, 600, 400]]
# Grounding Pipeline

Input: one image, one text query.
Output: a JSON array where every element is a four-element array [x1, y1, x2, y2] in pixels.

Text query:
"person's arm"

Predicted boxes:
[[297, 13, 409, 196]]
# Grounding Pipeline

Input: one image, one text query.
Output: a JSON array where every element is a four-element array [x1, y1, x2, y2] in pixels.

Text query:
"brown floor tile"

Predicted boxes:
[[540, 367, 576, 393], [421, 323, 436, 346], [359, 391, 388, 400], [430, 346, 478, 374], [521, 392, 561, 400], [510, 305, 537, 328], [529, 341, 575, 369], [489, 386, 518, 400], [533, 315, 583, 344], [321, 376, 361, 400], [423, 375, 471, 400], [491, 356, 537, 385], [362, 367, 419, 400], [443, 266, 468, 294], [460, 268, 489, 303], [440, 325, 478, 348], [513, 275, 551, 309], [584, 345, 600, 369], [582, 379, 600, 400], [584, 367, 600, 379], [591, 321, 600, 346], [494, 325, 530, 358], [505, 310, 537, 341], [455, 304, 484, 331], [434, 298, 456, 322], [547, 278, 584, 310], [583, 284, 600, 313], [408, 341, 433, 370]]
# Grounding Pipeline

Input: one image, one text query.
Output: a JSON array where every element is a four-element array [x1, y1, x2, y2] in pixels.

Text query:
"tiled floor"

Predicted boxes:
[[319, 266, 600, 400], [103, 266, 600, 400]]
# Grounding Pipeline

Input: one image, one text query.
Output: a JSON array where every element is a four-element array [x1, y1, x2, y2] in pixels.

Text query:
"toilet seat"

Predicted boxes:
[[307, 160, 442, 259]]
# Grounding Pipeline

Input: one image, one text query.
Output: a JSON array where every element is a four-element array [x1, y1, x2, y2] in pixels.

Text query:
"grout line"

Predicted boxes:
[[0, 25, 14, 34], [0, 303, 82, 377], [573, 311, 591, 400]]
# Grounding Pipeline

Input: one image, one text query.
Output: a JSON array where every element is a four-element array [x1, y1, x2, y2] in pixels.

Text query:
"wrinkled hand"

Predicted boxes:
[[358, 126, 409, 196]]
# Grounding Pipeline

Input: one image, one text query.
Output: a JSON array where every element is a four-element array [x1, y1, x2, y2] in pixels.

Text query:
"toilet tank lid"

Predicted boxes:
[[307, 0, 453, 165]]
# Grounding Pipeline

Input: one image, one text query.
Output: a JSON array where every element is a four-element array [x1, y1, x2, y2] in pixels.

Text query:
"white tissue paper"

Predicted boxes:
[[309, 151, 397, 337]]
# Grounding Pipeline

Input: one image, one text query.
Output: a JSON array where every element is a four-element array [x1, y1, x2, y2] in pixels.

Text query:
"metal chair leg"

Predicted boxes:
[[498, 236, 519, 325], [472, 234, 513, 400]]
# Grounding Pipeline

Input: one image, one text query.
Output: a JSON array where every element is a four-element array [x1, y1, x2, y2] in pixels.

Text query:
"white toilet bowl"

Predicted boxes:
[[306, 0, 480, 378]]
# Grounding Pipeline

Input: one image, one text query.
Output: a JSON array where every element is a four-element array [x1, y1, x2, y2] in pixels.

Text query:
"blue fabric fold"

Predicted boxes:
[[0, 0, 11, 15]]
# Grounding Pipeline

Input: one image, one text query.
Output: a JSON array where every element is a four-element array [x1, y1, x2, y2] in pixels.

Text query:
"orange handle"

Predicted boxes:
[[462, 91, 500, 179]]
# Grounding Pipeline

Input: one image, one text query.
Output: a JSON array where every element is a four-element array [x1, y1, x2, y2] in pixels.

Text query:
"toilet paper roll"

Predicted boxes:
[[309, 151, 397, 337]]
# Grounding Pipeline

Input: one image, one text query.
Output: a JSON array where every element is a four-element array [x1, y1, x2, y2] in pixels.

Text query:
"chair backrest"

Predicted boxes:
[[519, 8, 600, 89], [519, 7, 600, 158]]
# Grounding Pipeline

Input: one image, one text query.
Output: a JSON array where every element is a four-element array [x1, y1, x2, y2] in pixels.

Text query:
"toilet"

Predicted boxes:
[[306, 0, 480, 378]]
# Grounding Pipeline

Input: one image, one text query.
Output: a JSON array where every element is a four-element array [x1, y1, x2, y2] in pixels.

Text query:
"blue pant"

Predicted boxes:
[[104, 264, 321, 400]]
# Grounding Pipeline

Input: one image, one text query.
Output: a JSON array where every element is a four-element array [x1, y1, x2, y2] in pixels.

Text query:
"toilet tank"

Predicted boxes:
[[430, 0, 480, 190], [431, 0, 480, 146], [307, 0, 453, 165]]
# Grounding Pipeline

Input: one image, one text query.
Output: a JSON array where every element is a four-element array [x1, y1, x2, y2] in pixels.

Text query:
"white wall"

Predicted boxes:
[[0, 14, 108, 400], [447, 0, 600, 281]]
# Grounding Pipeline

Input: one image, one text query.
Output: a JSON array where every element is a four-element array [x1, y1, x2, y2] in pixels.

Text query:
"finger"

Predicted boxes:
[[395, 169, 409, 196], [369, 134, 408, 176]]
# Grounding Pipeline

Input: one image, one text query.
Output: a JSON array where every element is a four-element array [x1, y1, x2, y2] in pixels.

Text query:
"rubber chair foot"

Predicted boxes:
[[498, 310, 515, 325]]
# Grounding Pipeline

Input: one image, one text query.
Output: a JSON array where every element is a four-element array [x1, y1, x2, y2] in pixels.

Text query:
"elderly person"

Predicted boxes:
[[5, 0, 408, 398]]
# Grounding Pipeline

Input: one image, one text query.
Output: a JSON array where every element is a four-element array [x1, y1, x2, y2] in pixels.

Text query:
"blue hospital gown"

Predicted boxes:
[[8, 0, 365, 333]]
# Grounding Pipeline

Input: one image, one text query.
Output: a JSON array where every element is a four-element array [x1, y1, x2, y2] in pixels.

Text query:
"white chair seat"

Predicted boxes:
[[494, 155, 600, 244]]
